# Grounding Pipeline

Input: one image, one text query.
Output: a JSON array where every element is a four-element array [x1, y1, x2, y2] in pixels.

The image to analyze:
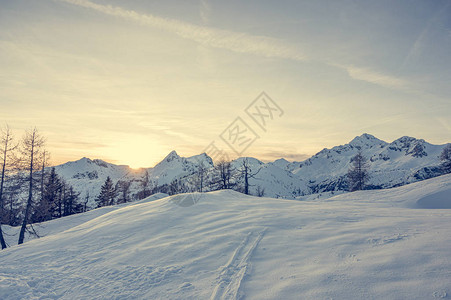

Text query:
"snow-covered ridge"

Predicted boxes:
[[52, 133, 449, 205]]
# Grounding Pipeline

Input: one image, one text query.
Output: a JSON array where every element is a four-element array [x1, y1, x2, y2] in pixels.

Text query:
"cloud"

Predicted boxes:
[[57, 0, 409, 91], [57, 0, 305, 61], [343, 65, 407, 89], [199, 0, 211, 24], [402, 1, 451, 68], [259, 151, 310, 162]]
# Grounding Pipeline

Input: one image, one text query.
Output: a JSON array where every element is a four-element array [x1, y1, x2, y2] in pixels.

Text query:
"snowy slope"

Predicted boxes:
[[1, 174, 450, 299]]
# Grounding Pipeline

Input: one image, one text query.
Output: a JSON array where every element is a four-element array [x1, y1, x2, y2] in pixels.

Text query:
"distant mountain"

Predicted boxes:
[[53, 134, 449, 207], [285, 134, 447, 193]]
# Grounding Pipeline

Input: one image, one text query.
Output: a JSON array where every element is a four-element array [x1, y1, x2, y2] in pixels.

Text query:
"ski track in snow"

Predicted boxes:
[[210, 229, 267, 300]]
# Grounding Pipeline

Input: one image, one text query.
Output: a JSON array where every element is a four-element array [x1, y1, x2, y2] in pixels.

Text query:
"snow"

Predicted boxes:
[[51, 134, 449, 204], [1, 174, 451, 299], [289, 133, 448, 192]]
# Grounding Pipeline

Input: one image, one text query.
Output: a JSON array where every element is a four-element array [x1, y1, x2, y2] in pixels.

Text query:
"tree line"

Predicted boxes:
[[0, 125, 84, 249], [95, 158, 265, 208], [3, 123, 450, 249]]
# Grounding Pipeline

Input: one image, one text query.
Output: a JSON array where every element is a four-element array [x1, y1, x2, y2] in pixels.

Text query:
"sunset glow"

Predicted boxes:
[[1, 0, 450, 167]]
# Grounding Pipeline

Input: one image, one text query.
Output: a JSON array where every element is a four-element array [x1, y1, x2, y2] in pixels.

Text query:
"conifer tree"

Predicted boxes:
[[96, 176, 117, 207]]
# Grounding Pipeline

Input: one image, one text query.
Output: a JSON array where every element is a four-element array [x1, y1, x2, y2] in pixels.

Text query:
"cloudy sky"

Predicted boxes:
[[1, 0, 450, 168]]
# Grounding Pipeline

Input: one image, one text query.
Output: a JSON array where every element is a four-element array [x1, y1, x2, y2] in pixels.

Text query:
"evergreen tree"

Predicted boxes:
[[116, 180, 131, 204], [33, 167, 61, 222], [63, 185, 82, 216], [95, 176, 117, 207]]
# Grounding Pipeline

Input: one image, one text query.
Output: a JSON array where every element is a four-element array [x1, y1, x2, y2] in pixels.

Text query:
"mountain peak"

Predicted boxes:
[[186, 153, 214, 166], [163, 150, 180, 163], [349, 133, 386, 147]]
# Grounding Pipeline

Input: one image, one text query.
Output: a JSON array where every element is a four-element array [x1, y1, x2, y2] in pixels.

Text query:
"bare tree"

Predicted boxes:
[[347, 152, 370, 192], [0, 125, 17, 249], [83, 191, 90, 212], [32, 151, 52, 223], [440, 144, 451, 174], [191, 162, 208, 192], [136, 171, 152, 199], [236, 158, 261, 195], [168, 178, 187, 195], [18, 127, 46, 245], [210, 159, 236, 190], [256, 185, 265, 197]]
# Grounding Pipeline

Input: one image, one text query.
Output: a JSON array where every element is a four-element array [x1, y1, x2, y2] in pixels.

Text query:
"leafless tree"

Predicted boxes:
[[83, 191, 90, 212], [210, 159, 236, 190], [256, 185, 265, 197], [191, 161, 208, 192], [0, 125, 17, 249], [236, 158, 261, 195], [136, 171, 152, 199], [18, 127, 46, 245], [347, 152, 370, 192]]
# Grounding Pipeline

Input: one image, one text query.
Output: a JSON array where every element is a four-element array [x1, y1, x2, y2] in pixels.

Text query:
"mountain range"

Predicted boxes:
[[53, 133, 449, 207]]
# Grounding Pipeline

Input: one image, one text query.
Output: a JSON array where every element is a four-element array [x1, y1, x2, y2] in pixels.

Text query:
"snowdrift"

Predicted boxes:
[[416, 189, 451, 209], [0, 175, 451, 299]]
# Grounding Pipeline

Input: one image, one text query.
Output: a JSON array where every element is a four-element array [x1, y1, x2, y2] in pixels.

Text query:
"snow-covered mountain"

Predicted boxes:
[[53, 134, 449, 206], [1, 174, 451, 299], [286, 134, 447, 193]]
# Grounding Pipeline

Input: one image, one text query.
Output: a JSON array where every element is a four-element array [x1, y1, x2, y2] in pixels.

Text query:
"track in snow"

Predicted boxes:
[[210, 228, 267, 300]]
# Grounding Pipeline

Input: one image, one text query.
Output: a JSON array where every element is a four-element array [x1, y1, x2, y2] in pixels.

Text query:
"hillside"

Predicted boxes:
[[0, 174, 450, 299]]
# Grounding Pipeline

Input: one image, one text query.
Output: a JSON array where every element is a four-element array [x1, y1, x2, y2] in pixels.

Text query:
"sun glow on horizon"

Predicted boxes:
[[101, 136, 169, 169]]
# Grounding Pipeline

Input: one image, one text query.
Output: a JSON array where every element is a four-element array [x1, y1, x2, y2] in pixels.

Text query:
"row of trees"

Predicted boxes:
[[97, 144, 451, 207], [0, 125, 83, 250], [95, 158, 265, 208]]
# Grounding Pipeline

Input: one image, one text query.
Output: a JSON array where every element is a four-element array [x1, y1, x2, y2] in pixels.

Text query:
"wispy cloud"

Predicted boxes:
[[343, 65, 407, 89], [402, 1, 451, 69], [57, 0, 409, 91], [57, 0, 305, 61], [199, 0, 211, 24]]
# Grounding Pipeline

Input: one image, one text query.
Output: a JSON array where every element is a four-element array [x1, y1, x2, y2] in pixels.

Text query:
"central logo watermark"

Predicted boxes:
[[205, 92, 284, 160], [172, 92, 284, 207]]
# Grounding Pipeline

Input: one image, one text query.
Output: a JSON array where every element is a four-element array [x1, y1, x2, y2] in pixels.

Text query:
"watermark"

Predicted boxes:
[[203, 141, 230, 162], [206, 92, 283, 158], [245, 92, 284, 132], [219, 117, 259, 156], [172, 92, 284, 206]]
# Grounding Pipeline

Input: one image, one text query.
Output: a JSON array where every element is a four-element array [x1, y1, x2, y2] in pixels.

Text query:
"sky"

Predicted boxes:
[[1, 0, 450, 168]]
